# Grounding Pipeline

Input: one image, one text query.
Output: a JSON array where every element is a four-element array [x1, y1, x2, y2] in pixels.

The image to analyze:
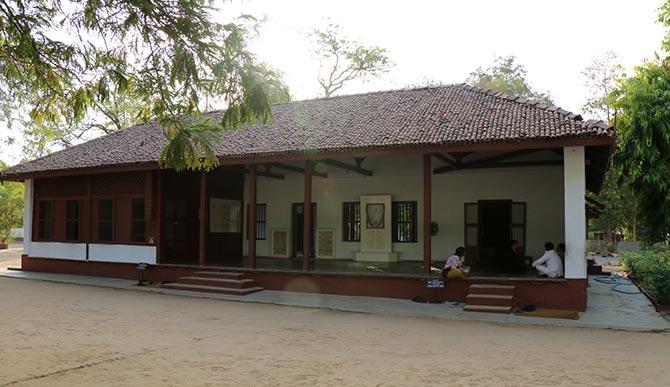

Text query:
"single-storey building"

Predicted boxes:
[[0, 84, 614, 312]]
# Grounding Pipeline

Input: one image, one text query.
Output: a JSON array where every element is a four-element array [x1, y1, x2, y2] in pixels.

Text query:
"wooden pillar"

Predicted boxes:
[[248, 164, 257, 269], [198, 171, 207, 267], [422, 154, 432, 275], [155, 171, 162, 264], [303, 161, 312, 272]]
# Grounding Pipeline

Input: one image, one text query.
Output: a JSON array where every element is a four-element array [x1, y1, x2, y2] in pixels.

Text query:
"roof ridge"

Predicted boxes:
[[459, 83, 612, 129], [271, 84, 462, 106]]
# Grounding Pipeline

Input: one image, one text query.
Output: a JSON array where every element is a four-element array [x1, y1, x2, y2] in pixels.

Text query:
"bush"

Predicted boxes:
[[620, 249, 670, 305]]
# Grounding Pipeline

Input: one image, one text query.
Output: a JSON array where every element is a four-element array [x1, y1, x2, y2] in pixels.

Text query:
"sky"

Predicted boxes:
[[0, 0, 666, 165]]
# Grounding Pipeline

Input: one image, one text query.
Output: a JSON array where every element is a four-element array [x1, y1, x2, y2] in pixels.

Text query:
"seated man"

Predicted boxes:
[[443, 247, 467, 280], [532, 242, 563, 278], [502, 240, 525, 273]]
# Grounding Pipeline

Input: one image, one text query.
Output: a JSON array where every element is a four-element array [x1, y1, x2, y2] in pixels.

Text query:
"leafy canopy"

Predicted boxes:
[[0, 0, 277, 170], [611, 59, 670, 244], [467, 55, 552, 104], [0, 161, 23, 243], [310, 23, 392, 97]]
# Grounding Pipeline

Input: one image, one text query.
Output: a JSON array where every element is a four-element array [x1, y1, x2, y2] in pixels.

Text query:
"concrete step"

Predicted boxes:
[[468, 284, 515, 296], [466, 294, 513, 307], [163, 283, 264, 296], [178, 276, 256, 289], [192, 271, 245, 280], [463, 304, 512, 314]]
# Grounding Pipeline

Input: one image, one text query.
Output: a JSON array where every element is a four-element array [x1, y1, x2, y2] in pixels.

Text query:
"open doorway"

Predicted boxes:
[[291, 203, 316, 258], [478, 200, 512, 271]]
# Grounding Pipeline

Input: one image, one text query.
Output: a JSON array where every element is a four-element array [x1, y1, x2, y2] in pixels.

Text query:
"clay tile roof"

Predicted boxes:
[[0, 83, 615, 179]]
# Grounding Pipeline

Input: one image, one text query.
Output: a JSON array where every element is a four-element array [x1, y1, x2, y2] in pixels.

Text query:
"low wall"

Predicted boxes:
[[20, 255, 587, 311]]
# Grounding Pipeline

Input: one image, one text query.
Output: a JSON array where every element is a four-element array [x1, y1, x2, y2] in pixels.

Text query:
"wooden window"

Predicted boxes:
[[37, 201, 53, 240], [392, 201, 417, 243], [131, 198, 146, 242], [65, 200, 80, 241], [342, 202, 361, 242], [210, 198, 241, 233], [246, 204, 267, 240], [99, 199, 114, 241], [464, 202, 478, 247]]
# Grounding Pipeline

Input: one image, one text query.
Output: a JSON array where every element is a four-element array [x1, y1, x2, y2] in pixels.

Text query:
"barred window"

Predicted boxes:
[[392, 201, 417, 243], [342, 202, 361, 242], [37, 201, 53, 240], [65, 200, 80, 241], [246, 203, 267, 240]]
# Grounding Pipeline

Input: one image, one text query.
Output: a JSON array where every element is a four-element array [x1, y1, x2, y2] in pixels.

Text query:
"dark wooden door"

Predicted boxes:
[[163, 199, 187, 262], [160, 171, 200, 264], [478, 200, 512, 270], [292, 203, 316, 258], [206, 167, 245, 266]]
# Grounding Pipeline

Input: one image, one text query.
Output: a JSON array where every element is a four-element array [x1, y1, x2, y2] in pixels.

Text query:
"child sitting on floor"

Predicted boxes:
[[443, 247, 468, 280]]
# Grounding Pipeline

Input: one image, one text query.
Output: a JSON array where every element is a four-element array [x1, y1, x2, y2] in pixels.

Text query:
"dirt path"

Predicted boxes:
[[0, 277, 668, 386]]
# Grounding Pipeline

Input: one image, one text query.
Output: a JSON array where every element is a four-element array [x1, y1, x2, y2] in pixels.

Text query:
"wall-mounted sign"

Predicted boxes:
[[426, 277, 444, 288]]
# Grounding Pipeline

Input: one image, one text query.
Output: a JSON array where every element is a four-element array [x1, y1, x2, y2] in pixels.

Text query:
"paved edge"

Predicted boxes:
[[1, 270, 668, 333]]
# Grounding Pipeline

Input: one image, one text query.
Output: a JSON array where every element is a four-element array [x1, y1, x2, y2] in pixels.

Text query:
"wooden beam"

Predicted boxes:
[[248, 164, 257, 269], [434, 150, 557, 174], [321, 159, 373, 176], [462, 149, 547, 168], [459, 160, 564, 170], [245, 167, 285, 180], [423, 154, 432, 275], [433, 153, 459, 172], [198, 172, 207, 267], [303, 161, 312, 272], [585, 195, 605, 211], [273, 162, 327, 178]]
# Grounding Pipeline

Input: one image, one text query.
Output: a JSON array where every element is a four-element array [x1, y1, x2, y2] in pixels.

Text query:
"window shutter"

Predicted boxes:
[[512, 202, 526, 253]]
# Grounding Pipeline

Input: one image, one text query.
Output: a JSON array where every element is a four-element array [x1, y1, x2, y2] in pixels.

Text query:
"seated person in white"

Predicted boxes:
[[532, 242, 564, 278]]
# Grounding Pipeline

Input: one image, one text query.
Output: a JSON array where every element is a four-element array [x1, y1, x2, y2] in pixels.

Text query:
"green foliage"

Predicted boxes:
[[611, 59, 670, 244], [588, 166, 639, 240], [311, 23, 392, 97], [621, 248, 670, 304], [467, 55, 553, 104], [0, 0, 276, 170], [0, 161, 23, 243]]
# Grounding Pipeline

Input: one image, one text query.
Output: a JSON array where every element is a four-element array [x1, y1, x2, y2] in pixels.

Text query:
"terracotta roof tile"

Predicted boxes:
[[1, 83, 614, 179]]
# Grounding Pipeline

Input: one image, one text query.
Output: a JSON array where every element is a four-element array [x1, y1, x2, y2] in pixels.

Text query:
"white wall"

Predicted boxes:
[[243, 154, 565, 262], [31, 242, 87, 260], [89, 244, 156, 264]]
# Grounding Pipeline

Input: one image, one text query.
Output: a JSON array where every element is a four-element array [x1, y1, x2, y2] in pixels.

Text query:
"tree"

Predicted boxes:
[[611, 58, 670, 244], [588, 167, 639, 241], [581, 51, 625, 122], [0, 0, 275, 171], [0, 161, 23, 244], [19, 63, 290, 159], [21, 93, 146, 159], [467, 55, 553, 104], [310, 23, 392, 97]]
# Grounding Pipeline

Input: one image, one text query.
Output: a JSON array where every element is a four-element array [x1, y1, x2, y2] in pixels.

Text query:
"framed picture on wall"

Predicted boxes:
[[366, 203, 385, 229]]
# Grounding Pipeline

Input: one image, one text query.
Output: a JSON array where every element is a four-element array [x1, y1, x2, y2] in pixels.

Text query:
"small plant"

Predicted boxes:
[[621, 249, 670, 305]]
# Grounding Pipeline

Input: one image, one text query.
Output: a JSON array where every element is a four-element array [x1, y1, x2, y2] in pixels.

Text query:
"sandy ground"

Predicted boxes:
[[0, 278, 668, 386], [0, 243, 21, 271]]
